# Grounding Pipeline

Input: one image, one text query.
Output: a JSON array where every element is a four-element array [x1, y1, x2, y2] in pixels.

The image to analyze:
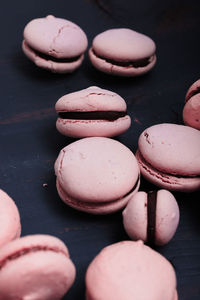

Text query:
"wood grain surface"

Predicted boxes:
[[0, 0, 200, 299]]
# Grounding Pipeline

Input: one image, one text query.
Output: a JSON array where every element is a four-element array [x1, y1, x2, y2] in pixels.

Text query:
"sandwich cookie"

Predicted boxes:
[[89, 28, 156, 76], [0, 189, 21, 248], [122, 190, 180, 246], [22, 15, 88, 73], [136, 123, 200, 192], [183, 79, 200, 130], [54, 137, 140, 214], [55, 86, 131, 138], [85, 240, 178, 300], [0, 234, 76, 300]]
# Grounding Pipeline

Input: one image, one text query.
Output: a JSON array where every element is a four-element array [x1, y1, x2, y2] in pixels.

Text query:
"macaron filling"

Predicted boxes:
[[23, 40, 82, 63], [147, 191, 157, 244], [0, 245, 68, 270], [58, 111, 127, 121], [91, 49, 155, 68]]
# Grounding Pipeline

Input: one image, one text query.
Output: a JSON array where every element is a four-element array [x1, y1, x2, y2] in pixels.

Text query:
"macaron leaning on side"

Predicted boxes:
[[0, 234, 76, 300], [183, 79, 200, 130], [122, 189, 180, 246], [136, 123, 200, 192], [0, 189, 21, 248], [55, 86, 131, 138], [55, 137, 140, 214], [89, 28, 156, 76], [22, 15, 88, 73]]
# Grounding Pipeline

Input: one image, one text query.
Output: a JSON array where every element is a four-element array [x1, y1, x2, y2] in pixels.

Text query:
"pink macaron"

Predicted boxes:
[[22, 15, 88, 73], [122, 190, 180, 246], [0, 234, 76, 300], [89, 28, 156, 76], [183, 79, 200, 130], [55, 86, 131, 138], [85, 240, 178, 300], [54, 137, 140, 214], [136, 123, 200, 192], [0, 189, 21, 248]]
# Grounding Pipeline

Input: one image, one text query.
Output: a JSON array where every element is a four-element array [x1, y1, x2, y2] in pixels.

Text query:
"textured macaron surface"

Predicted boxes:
[[23, 15, 88, 58], [0, 189, 21, 248], [55, 86, 127, 112], [86, 240, 177, 300], [55, 137, 139, 203], [55, 86, 131, 138], [92, 28, 156, 61], [0, 235, 76, 300], [138, 123, 200, 176]]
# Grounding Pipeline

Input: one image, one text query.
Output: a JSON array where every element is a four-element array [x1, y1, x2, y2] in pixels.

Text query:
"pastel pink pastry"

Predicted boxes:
[[54, 137, 140, 214], [0, 189, 21, 248], [0, 234, 76, 300], [89, 28, 156, 76], [85, 240, 178, 300], [183, 79, 200, 130], [55, 86, 131, 138], [122, 190, 180, 246], [22, 15, 88, 73], [136, 123, 200, 192]]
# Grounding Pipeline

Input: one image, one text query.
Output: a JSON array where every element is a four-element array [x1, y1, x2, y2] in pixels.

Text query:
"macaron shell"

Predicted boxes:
[[23, 15, 88, 58], [0, 251, 75, 300], [89, 47, 156, 77], [22, 40, 84, 73], [0, 234, 69, 262], [0, 235, 75, 300], [183, 94, 200, 130], [155, 190, 180, 246], [55, 86, 127, 112], [56, 115, 131, 138], [185, 79, 200, 102], [138, 123, 200, 176], [136, 150, 200, 192], [122, 191, 147, 241], [0, 189, 21, 248], [85, 240, 177, 300], [55, 137, 139, 203], [56, 177, 140, 214], [91, 28, 156, 61]]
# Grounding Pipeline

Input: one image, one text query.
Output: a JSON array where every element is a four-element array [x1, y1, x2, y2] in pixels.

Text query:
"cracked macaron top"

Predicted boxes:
[[22, 15, 88, 73], [55, 86, 131, 138], [183, 79, 200, 130], [89, 28, 156, 76], [136, 123, 200, 192]]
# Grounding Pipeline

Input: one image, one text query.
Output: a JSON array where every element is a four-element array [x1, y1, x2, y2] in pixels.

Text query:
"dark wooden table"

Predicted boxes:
[[0, 0, 200, 299]]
